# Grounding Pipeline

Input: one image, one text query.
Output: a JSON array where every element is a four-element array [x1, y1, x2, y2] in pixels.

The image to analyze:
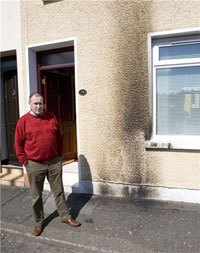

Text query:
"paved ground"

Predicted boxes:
[[1, 185, 200, 253]]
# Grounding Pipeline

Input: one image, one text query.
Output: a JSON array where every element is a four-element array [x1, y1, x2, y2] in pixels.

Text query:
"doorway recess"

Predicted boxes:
[[37, 47, 77, 164]]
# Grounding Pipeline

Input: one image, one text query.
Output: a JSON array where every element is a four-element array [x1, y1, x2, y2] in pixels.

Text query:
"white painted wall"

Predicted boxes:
[[0, 0, 25, 116], [0, 0, 20, 51]]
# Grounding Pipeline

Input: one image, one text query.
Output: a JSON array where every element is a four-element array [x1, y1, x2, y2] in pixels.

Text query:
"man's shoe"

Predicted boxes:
[[33, 226, 43, 236], [62, 219, 81, 227]]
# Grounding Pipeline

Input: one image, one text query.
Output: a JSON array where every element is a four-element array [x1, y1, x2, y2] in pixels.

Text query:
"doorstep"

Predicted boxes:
[[1, 162, 79, 193], [44, 161, 79, 193], [0, 166, 24, 187]]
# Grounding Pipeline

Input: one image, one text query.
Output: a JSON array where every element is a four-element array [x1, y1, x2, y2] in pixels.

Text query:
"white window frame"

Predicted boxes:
[[146, 28, 200, 150]]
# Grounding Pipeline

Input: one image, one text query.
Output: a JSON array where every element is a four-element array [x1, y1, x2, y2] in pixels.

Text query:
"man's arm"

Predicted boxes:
[[14, 120, 28, 166]]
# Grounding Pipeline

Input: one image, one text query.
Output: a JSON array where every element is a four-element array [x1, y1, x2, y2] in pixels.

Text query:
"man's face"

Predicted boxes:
[[29, 95, 44, 116]]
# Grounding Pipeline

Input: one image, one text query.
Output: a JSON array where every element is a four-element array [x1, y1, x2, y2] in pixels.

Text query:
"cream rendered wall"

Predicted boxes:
[[20, 0, 200, 191]]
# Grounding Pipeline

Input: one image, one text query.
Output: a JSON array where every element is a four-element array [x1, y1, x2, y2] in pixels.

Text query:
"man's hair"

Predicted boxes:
[[29, 93, 44, 102]]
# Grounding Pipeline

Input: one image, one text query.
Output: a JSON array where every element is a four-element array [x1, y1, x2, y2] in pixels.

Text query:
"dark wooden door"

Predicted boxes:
[[43, 71, 77, 161], [3, 70, 19, 164]]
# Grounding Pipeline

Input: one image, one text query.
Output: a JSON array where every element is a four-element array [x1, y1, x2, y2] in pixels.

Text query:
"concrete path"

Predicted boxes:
[[1, 185, 200, 253]]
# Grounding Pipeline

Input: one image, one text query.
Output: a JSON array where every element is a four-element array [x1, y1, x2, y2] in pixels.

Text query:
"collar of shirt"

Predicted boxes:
[[29, 111, 40, 117]]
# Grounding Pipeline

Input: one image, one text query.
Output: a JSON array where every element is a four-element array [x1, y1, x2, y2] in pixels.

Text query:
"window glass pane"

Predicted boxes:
[[1, 60, 17, 70], [41, 51, 74, 66], [156, 66, 200, 135], [159, 43, 200, 60]]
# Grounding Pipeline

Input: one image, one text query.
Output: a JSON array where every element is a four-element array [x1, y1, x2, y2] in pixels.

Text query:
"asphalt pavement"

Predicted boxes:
[[1, 185, 200, 253]]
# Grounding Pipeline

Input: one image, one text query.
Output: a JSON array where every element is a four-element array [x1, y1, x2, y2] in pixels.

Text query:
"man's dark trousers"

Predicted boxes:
[[26, 156, 71, 226]]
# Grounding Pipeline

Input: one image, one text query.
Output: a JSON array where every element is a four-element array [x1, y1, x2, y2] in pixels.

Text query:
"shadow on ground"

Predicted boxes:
[[43, 193, 93, 228]]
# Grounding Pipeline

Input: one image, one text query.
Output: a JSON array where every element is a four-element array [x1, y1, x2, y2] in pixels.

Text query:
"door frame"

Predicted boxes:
[[26, 38, 80, 169], [1, 55, 20, 165], [37, 48, 77, 161]]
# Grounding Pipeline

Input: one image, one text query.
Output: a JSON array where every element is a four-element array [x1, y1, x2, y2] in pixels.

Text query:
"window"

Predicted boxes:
[[150, 33, 200, 149], [40, 51, 74, 67]]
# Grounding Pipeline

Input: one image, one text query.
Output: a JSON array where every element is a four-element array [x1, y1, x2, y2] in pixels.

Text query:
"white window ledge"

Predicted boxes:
[[145, 140, 200, 150]]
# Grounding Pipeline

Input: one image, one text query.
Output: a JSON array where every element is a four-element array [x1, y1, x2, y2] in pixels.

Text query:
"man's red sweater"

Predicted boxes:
[[14, 111, 64, 166]]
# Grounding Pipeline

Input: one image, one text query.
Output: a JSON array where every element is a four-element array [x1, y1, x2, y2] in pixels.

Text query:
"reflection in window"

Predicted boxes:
[[41, 51, 74, 67], [156, 66, 200, 135], [159, 43, 200, 60]]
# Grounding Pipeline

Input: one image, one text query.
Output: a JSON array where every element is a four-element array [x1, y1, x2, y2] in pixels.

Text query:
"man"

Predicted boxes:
[[14, 93, 81, 236]]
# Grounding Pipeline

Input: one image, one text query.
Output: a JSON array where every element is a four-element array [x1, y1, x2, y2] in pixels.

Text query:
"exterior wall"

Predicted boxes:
[[0, 0, 24, 162], [0, 0, 20, 52], [0, 0, 25, 116], [20, 0, 200, 193]]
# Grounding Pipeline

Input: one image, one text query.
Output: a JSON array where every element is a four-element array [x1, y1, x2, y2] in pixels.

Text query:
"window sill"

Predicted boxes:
[[145, 140, 200, 151]]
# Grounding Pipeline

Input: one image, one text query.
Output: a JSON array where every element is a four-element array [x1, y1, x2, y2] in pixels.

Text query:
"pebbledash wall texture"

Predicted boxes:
[[19, 0, 200, 197]]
